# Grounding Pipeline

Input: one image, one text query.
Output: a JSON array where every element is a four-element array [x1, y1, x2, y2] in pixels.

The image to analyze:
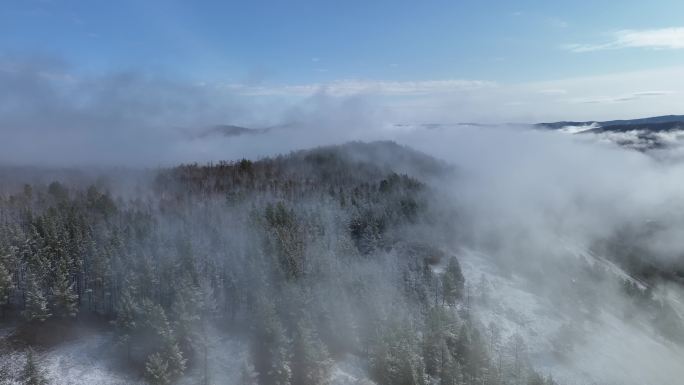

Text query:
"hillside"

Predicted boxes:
[[0, 141, 556, 385], [536, 115, 684, 151], [536, 115, 684, 130], [1, 141, 684, 385]]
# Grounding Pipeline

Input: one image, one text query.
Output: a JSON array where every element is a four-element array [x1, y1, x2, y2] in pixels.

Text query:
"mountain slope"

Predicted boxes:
[[537, 115, 684, 130], [537, 115, 684, 151]]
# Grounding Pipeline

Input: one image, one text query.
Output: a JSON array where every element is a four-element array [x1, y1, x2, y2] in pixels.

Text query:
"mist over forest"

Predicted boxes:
[[3, 119, 684, 385], [4, 1, 684, 384]]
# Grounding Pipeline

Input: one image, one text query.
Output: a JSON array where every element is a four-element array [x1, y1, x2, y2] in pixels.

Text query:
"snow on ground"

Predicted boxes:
[[2, 242, 683, 385], [177, 327, 247, 385], [0, 329, 145, 385], [558, 124, 599, 135], [457, 248, 562, 357], [0, 326, 247, 385], [330, 354, 375, 385], [550, 311, 684, 385], [457, 246, 684, 385], [38, 332, 144, 385], [558, 238, 647, 290]]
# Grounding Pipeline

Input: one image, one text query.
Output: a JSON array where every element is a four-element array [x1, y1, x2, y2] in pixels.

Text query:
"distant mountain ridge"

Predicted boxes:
[[537, 115, 684, 151], [537, 115, 684, 132], [193, 124, 270, 138]]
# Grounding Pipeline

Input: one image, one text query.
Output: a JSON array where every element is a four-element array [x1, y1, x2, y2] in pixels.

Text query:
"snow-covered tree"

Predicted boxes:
[[369, 322, 427, 385], [145, 353, 171, 385], [112, 287, 138, 361], [291, 321, 333, 385], [251, 297, 292, 385], [23, 275, 51, 323], [22, 349, 48, 385], [0, 260, 11, 307], [442, 257, 464, 307], [51, 264, 78, 318], [439, 341, 462, 385]]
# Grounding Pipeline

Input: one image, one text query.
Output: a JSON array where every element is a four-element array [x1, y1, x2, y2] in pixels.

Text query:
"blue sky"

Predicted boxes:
[[3, 0, 684, 123]]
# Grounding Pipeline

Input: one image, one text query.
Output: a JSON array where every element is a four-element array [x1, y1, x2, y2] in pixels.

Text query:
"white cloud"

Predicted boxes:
[[221, 67, 684, 124], [224, 79, 496, 97], [537, 89, 568, 96], [571, 90, 676, 104], [384, 67, 684, 123], [566, 27, 684, 52], [6, 53, 684, 165]]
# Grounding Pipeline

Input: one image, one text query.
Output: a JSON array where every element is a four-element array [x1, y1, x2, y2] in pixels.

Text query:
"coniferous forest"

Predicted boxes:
[[0, 142, 559, 385]]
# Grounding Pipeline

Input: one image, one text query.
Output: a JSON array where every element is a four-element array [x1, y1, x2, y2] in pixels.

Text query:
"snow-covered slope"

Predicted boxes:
[[457, 244, 684, 385], [0, 329, 248, 385], [0, 331, 145, 385]]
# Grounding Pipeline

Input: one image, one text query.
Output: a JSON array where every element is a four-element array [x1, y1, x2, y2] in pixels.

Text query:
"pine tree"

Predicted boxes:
[[486, 321, 501, 356], [51, 263, 78, 318], [507, 333, 528, 385], [112, 287, 137, 361], [145, 353, 171, 385], [369, 322, 427, 385], [423, 307, 449, 377], [140, 299, 187, 380], [196, 281, 217, 385], [140, 299, 173, 340], [267, 342, 292, 385], [251, 297, 292, 385], [465, 328, 489, 382], [164, 342, 187, 379], [0, 260, 11, 306], [439, 341, 461, 385], [442, 257, 464, 306], [171, 281, 201, 351], [23, 275, 51, 323], [22, 349, 48, 385], [291, 321, 333, 385]]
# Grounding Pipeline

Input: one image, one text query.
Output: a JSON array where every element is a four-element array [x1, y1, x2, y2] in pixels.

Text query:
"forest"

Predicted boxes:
[[0, 142, 559, 385]]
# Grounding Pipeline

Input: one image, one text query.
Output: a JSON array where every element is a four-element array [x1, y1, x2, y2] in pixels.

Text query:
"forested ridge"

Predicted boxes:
[[0, 142, 558, 385]]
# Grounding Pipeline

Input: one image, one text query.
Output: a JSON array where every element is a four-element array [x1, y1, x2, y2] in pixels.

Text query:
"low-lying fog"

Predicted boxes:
[[3, 57, 684, 384]]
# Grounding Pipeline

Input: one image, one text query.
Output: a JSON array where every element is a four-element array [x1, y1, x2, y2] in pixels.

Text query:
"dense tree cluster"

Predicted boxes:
[[0, 142, 557, 385]]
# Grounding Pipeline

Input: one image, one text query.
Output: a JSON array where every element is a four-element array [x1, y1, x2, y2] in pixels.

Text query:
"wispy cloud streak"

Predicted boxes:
[[566, 27, 684, 52], [223, 79, 496, 97]]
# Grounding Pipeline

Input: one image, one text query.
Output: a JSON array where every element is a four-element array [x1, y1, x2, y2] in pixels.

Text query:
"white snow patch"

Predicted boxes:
[[0, 327, 247, 385], [42, 332, 145, 385], [456, 246, 684, 385], [177, 328, 247, 385], [330, 354, 375, 385], [558, 123, 599, 134]]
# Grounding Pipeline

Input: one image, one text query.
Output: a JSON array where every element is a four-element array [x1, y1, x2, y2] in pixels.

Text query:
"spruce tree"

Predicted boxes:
[[113, 287, 137, 361], [145, 353, 171, 385], [442, 257, 464, 306], [251, 297, 292, 385], [369, 322, 426, 385], [52, 264, 78, 318], [0, 261, 11, 307], [439, 342, 462, 385], [23, 275, 51, 323], [291, 321, 332, 385], [164, 342, 187, 379], [22, 349, 48, 385]]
